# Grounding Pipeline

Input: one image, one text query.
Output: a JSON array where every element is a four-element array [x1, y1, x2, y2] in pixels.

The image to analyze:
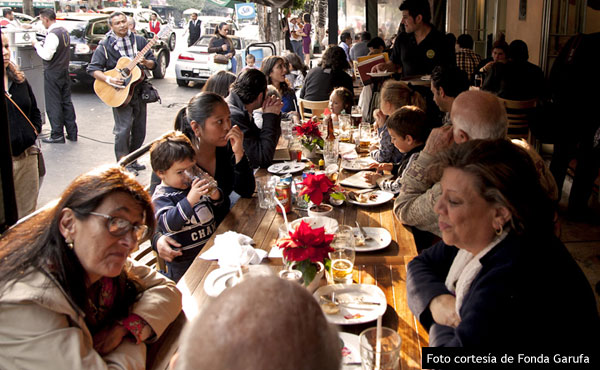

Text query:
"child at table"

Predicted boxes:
[[243, 53, 258, 71], [364, 106, 428, 193], [151, 132, 223, 282], [369, 80, 426, 167], [324, 87, 353, 126]]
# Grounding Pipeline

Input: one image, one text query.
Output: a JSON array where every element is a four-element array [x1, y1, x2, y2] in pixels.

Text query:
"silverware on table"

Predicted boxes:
[[355, 221, 374, 242]]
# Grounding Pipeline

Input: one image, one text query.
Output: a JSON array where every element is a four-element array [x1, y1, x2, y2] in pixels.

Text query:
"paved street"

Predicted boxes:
[[37, 29, 205, 207]]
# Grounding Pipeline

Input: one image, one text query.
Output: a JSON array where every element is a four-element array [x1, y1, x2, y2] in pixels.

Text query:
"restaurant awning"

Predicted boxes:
[[206, 0, 293, 9]]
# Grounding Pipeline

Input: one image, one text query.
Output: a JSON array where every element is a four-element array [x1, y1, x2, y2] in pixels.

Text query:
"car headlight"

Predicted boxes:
[[74, 44, 91, 54]]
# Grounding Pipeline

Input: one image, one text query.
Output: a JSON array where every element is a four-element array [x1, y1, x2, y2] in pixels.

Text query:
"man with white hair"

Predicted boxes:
[[394, 90, 557, 242], [172, 276, 341, 370]]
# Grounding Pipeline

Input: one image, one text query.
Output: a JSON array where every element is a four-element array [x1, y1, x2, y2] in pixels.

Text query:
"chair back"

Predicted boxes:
[[498, 98, 537, 142], [353, 60, 362, 85], [131, 240, 165, 271], [298, 99, 329, 121]]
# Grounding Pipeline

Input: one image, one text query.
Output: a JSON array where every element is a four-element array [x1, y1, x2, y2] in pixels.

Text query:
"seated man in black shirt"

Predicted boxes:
[[373, 0, 454, 77]]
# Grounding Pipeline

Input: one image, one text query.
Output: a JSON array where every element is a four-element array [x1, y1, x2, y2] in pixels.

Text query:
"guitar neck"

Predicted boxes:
[[126, 37, 157, 71]]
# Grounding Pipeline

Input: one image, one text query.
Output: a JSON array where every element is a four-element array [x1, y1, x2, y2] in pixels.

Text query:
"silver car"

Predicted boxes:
[[175, 34, 245, 87]]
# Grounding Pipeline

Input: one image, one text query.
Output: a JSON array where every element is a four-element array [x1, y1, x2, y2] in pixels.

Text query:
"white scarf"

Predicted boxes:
[[444, 230, 508, 318]]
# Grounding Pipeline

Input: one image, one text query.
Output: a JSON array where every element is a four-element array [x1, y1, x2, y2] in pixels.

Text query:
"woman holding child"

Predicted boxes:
[[407, 139, 600, 348], [0, 166, 182, 368], [154, 92, 255, 274]]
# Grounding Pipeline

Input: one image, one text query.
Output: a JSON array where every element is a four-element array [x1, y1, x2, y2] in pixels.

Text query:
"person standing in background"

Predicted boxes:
[[455, 34, 482, 81], [339, 31, 352, 63], [2, 9, 32, 29], [3, 33, 42, 218], [301, 13, 312, 67], [289, 16, 304, 61], [149, 13, 160, 35], [350, 32, 371, 61], [186, 13, 202, 47], [281, 9, 293, 52], [32, 8, 78, 144]]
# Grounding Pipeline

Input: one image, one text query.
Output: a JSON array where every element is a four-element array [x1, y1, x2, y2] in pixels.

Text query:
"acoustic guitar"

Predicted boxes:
[[94, 27, 170, 108]]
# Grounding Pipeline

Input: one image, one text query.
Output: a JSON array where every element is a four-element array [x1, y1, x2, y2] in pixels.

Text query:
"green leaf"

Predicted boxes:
[[295, 260, 317, 286], [324, 258, 332, 273], [330, 192, 346, 200]]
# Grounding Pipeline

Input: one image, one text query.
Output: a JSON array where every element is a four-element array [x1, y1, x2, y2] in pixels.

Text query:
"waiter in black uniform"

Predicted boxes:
[[186, 13, 202, 47], [33, 8, 78, 143], [373, 0, 453, 77]]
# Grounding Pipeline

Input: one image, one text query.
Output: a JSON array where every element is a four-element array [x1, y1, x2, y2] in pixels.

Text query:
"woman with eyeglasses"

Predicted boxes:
[[208, 22, 236, 72], [0, 166, 182, 368]]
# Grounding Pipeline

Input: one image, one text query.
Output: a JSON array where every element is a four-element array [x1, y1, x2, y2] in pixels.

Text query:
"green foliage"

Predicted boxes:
[[301, 137, 324, 152], [295, 259, 317, 286], [283, 0, 307, 13], [330, 192, 346, 200], [168, 0, 208, 12]]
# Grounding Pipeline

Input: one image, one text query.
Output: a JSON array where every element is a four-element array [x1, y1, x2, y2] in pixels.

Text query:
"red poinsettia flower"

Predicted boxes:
[[295, 119, 321, 138], [276, 220, 334, 263], [299, 173, 334, 206]]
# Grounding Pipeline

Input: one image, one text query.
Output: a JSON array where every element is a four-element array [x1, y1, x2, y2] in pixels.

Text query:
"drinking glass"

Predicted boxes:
[[351, 106, 363, 127], [184, 165, 218, 192], [281, 118, 293, 140], [256, 177, 275, 209], [329, 225, 356, 284], [323, 139, 339, 168], [338, 114, 352, 143], [359, 123, 372, 151], [359, 327, 402, 370], [288, 137, 303, 163]]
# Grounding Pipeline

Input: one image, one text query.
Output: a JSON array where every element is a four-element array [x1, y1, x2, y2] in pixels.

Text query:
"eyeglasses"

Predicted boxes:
[[89, 212, 149, 240]]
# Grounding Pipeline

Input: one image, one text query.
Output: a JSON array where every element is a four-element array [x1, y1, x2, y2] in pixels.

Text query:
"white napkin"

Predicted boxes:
[[339, 142, 358, 160], [200, 231, 267, 267]]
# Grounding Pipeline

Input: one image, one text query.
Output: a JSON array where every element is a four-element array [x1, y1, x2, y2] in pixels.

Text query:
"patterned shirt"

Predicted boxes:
[[456, 48, 482, 80]]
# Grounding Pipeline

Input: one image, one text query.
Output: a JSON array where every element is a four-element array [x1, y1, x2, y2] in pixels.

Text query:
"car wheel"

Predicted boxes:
[[153, 51, 167, 79], [168, 33, 176, 51], [176, 78, 188, 87]]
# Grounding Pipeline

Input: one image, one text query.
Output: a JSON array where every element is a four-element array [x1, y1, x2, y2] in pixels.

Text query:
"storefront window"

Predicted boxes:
[[338, 0, 366, 39], [378, 1, 402, 46]]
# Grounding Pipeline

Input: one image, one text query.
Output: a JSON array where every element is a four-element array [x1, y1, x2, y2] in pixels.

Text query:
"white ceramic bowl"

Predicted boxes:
[[288, 216, 339, 234]]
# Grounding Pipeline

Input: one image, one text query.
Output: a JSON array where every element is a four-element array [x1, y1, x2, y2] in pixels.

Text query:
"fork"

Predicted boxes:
[[355, 221, 373, 242]]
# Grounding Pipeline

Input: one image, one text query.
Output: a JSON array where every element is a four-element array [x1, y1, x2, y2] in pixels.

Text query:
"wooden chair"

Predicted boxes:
[[498, 98, 537, 143], [132, 240, 166, 272], [298, 99, 329, 121]]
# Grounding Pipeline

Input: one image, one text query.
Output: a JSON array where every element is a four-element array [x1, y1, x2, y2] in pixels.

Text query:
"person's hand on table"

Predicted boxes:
[[373, 108, 387, 129], [429, 294, 461, 328], [363, 171, 382, 185], [368, 162, 393, 172], [263, 94, 283, 115], [93, 324, 130, 355], [157, 235, 182, 262], [423, 125, 454, 155], [226, 125, 245, 163]]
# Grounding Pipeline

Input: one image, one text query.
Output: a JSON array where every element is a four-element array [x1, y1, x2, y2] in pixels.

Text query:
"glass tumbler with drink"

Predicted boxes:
[[281, 118, 293, 141], [323, 139, 339, 168], [359, 123, 373, 151], [255, 176, 276, 209], [288, 137, 303, 162], [351, 105, 363, 127], [359, 327, 402, 370], [184, 165, 218, 194], [338, 114, 352, 143], [329, 225, 356, 284]]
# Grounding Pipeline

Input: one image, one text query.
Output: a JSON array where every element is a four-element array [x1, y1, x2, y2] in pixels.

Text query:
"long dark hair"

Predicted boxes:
[[202, 70, 236, 98], [0, 166, 155, 316], [184, 92, 229, 147], [429, 139, 555, 236], [261, 56, 292, 96], [284, 52, 308, 77]]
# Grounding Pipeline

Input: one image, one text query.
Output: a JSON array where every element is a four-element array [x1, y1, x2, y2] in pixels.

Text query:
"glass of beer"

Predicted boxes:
[[351, 105, 363, 127], [329, 225, 356, 284], [338, 114, 352, 143], [359, 123, 372, 150], [288, 137, 303, 163]]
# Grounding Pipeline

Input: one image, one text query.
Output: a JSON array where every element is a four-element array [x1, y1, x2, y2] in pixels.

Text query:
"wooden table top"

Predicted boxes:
[[146, 169, 428, 370]]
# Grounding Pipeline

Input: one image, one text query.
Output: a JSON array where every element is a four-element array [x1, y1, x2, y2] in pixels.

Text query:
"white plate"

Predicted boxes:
[[267, 162, 305, 175], [346, 190, 394, 206], [314, 284, 387, 325], [203, 267, 239, 297], [341, 157, 377, 171], [340, 332, 361, 368], [352, 227, 392, 252], [366, 71, 393, 77], [420, 75, 431, 80], [289, 216, 339, 234]]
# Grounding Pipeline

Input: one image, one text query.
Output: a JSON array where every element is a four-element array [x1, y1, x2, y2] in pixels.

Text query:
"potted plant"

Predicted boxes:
[[296, 118, 324, 161], [276, 220, 334, 291], [299, 173, 345, 217]]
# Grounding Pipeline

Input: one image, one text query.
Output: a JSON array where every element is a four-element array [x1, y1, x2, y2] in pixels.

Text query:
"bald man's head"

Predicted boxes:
[[450, 90, 507, 143], [175, 276, 341, 370]]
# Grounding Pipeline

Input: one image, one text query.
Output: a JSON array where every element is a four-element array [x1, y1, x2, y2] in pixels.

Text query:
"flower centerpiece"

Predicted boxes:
[[299, 173, 345, 216], [296, 117, 324, 153], [276, 220, 334, 288]]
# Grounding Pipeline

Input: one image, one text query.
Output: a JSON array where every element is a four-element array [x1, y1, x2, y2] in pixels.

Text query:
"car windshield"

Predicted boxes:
[[195, 36, 241, 49], [56, 20, 88, 38]]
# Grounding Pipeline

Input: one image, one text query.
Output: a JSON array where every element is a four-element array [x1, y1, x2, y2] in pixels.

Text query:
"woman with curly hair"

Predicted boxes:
[[300, 45, 353, 101], [3, 33, 42, 219]]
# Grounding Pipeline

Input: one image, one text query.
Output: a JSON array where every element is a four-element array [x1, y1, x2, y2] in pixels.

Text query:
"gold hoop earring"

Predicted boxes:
[[495, 225, 503, 236]]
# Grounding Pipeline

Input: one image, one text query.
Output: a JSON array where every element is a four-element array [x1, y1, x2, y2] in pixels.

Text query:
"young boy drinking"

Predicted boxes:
[[150, 132, 223, 282], [364, 106, 429, 193]]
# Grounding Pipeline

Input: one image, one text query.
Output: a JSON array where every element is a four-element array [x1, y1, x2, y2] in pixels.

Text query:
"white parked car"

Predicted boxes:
[[175, 34, 246, 87], [99, 7, 177, 51]]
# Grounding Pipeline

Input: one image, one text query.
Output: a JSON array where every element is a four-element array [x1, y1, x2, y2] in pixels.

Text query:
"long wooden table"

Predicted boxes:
[[146, 168, 429, 370]]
